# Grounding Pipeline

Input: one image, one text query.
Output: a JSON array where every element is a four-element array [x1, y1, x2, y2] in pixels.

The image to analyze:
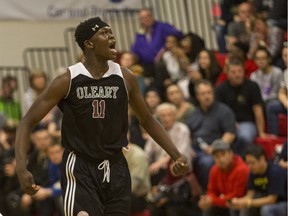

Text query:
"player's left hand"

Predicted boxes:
[[170, 155, 189, 177]]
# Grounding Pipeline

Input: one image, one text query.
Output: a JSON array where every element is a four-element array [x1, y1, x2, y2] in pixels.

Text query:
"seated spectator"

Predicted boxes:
[[24, 69, 48, 114], [144, 103, 193, 186], [131, 8, 183, 78], [230, 144, 287, 216], [119, 51, 146, 95], [185, 80, 236, 190], [180, 32, 206, 64], [216, 41, 258, 86], [128, 88, 162, 149], [20, 126, 55, 216], [215, 56, 266, 156], [123, 142, 151, 216], [0, 76, 21, 124], [165, 83, 195, 123], [212, 0, 246, 53], [250, 47, 282, 105], [0, 122, 25, 216], [153, 34, 190, 95], [248, 16, 285, 63], [187, 49, 222, 101], [266, 45, 288, 135], [226, 2, 254, 50], [198, 139, 249, 216], [252, 0, 287, 30], [32, 141, 64, 216]]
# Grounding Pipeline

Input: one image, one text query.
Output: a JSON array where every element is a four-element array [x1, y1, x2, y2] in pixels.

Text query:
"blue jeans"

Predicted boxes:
[[233, 122, 257, 156], [260, 202, 287, 216], [193, 150, 214, 191], [266, 99, 287, 135], [213, 23, 228, 53]]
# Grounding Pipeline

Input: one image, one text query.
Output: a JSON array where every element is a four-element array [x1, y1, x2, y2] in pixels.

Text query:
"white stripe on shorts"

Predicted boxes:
[[64, 152, 76, 216]]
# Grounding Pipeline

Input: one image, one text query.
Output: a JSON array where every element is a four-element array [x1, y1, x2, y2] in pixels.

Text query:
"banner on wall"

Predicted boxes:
[[0, 0, 142, 20]]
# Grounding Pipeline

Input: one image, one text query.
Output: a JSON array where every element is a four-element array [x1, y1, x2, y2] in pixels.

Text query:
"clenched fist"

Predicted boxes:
[[170, 156, 189, 177]]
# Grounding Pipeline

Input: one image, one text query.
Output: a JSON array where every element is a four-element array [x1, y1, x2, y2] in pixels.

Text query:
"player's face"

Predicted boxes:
[[227, 64, 245, 86], [89, 26, 117, 60]]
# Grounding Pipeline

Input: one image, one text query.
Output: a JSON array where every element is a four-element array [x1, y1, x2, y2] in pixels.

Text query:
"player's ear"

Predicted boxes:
[[84, 40, 94, 48]]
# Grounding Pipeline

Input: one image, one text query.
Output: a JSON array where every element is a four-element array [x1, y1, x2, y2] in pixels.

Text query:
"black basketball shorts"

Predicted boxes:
[[61, 149, 131, 216]]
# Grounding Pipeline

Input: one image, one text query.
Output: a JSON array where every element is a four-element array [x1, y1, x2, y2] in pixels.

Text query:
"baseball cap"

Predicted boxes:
[[211, 139, 231, 154]]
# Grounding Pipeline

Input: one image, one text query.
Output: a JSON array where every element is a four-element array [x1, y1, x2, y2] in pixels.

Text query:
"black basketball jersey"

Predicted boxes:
[[58, 61, 129, 159]]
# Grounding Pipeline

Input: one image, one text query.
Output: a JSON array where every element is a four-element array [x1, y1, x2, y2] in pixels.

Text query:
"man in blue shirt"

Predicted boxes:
[[131, 8, 183, 77]]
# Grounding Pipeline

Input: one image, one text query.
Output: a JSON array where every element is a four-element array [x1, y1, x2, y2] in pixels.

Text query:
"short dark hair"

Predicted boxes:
[[194, 79, 214, 94], [245, 144, 267, 161]]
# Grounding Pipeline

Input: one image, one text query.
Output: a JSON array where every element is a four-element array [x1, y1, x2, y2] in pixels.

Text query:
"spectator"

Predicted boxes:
[[230, 144, 287, 216], [216, 42, 258, 86], [131, 8, 183, 77], [154, 35, 190, 95], [198, 139, 250, 216], [180, 32, 205, 64], [188, 49, 222, 101], [119, 51, 146, 95], [0, 76, 21, 124], [212, 0, 246, 53], [165, 83, 195, 123], [146, 103, 194, 216], [144, 87, 162, 116], [144, 103, 193, 186], [248, 16, 285, 63], [123, 142, 151, 216], [23, 69, 48, 114], [32, 141, 64, 216], [21, 126, 54, 216], [252, 0, 287, 30], [185, 80, 236, 190], [266, 45, 288, 135], [215, 56, 266, 156], [226, 2, 254, 50], [250, 47, 282, 104], [0, 122, 24, 216]]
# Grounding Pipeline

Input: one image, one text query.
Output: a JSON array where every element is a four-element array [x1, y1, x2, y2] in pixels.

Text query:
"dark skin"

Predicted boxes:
[[15, 26, 188, 195]]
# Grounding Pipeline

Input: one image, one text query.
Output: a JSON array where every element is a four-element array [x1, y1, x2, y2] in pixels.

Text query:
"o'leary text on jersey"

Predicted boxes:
[[76, 86, 119, 99]]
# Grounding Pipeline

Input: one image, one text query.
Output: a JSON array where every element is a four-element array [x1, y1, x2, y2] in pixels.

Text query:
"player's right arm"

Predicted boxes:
[[15, 71, 70, 195]]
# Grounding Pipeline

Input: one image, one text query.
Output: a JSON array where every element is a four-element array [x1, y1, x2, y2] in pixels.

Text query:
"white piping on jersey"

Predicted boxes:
[[64, 152, 76, 216], [64, 70, 72, 99], [67, 61, 129, 100], [98, 160, 110, 183]]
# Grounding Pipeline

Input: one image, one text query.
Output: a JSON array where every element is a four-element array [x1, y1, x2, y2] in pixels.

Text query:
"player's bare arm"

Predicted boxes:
[[15, 71, 70, 195], [122, 67, 188, 176]]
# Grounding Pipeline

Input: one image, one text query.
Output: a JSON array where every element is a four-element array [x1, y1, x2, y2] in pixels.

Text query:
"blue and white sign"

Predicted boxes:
[[0, 0, 142, 20]]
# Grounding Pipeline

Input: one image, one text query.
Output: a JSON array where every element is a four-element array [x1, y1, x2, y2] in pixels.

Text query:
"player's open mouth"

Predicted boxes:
[[109, 41, 117, 54]]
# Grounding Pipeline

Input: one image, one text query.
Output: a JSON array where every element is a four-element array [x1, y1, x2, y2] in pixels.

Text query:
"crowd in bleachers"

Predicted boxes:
[[0, 1, 287, 216]]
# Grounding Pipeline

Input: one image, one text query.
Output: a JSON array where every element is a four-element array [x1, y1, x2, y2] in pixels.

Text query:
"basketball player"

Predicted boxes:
[[15, 17, 188, 216]]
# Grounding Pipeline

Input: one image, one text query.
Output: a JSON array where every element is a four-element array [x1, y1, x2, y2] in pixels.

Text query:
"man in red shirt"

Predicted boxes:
[[198, 139, 250, 216]]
